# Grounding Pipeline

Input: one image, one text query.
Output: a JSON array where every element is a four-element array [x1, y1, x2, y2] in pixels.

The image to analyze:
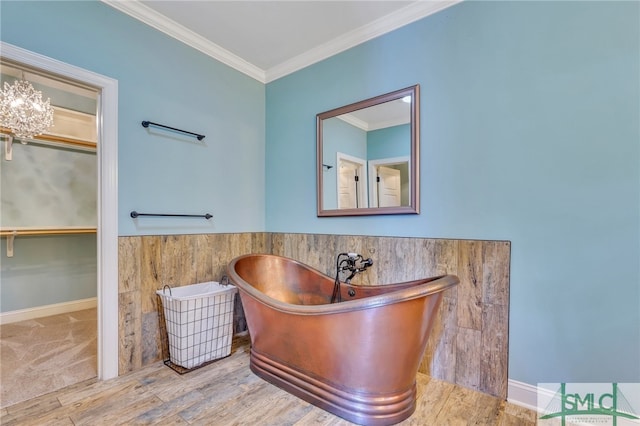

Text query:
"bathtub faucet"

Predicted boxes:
[[332, 253, 374, 303], [341, 253, 374, 283]]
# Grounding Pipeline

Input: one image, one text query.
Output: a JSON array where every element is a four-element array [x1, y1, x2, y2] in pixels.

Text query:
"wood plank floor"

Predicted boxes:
[[0, 334, 537, 425]]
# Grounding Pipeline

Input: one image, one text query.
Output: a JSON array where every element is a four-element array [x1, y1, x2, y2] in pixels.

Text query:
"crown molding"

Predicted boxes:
[[264, 0, 462, 83], [102, 0, 461, 84], [338, 114, 369, 131], [101, 0, 266, 83], [338, 114, 409, 132]]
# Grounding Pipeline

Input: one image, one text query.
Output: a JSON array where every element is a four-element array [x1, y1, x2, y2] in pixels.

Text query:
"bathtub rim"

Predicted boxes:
[[227, 253, 458, 315]]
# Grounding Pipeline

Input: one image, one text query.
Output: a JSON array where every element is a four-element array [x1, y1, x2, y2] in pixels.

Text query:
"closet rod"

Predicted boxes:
[[1, 128, 97, 150], [0, 227, 97, 237], [141, 121, 205, 141], [130, 211, 213, 220]]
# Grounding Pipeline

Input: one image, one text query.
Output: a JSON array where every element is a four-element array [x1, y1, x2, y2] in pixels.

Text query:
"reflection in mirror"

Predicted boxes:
[[317, 85, 419, 216]]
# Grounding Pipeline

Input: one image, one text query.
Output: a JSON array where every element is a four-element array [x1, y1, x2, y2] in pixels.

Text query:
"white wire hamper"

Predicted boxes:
[[156, 281, 237, 369]]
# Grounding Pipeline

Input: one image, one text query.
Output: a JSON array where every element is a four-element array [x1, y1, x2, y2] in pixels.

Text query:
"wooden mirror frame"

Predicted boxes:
[[316, 84, 420, 217]]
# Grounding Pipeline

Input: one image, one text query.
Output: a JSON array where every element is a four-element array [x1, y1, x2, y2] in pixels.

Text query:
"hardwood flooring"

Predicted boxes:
[[0, 334, 536, 425]]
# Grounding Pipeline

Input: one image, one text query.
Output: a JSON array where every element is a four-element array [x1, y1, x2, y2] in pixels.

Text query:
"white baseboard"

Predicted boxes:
[[0, 297, 97, 325], [508, 379, 540, 412], [508, 379, 559, 415]]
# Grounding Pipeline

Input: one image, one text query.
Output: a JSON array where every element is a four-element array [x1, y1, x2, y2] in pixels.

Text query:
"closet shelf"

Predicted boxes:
[[1, 227, 96, 257], [1, 128, 97, 150], [0, 226, 97, 237]]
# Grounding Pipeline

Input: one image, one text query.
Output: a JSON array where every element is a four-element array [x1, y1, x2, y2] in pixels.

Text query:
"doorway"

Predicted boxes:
[[0, 58, 103, 407], [336, 152, 368, 209], [368, 156, 410, 208], [0, 43, 119, 387]]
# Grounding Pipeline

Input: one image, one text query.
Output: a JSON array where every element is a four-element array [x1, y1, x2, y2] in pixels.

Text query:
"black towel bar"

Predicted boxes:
[[130, 211, 212, 220], [141, 121, 205, 141]]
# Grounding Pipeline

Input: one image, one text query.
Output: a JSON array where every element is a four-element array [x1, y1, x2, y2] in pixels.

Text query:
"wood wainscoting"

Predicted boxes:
[[118, 232, 509, 399]]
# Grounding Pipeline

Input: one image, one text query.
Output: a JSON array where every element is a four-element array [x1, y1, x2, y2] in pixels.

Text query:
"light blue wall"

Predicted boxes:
[[1, 143, 97, 228], [322, 118, 367, 209], [1, 141, 97, 312], [1, 235, 97, 311], [0, 0, 266, 237], [0, 1, 265, 312], [266, 1, 640, 387], [367, 124, 410, 160]]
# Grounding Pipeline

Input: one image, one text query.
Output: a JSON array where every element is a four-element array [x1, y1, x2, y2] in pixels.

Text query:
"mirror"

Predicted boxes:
[[316, 85, 419, 216]]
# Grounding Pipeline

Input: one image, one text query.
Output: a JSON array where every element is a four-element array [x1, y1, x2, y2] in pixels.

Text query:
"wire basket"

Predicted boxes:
[[156, 281, 237, 370]]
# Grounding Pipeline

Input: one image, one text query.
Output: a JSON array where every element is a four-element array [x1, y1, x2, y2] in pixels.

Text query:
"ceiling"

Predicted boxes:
[[102, 0, 460, 83], [345, 97, 411, 131]]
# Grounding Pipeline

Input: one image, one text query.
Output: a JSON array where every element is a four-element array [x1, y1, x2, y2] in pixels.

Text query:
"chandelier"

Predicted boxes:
[[0, 78, 54, 139]]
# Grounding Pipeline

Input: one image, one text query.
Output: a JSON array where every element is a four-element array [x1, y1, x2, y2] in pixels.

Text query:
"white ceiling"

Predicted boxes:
[[102, 0, 460, 83], [345, 97, 411, 131]]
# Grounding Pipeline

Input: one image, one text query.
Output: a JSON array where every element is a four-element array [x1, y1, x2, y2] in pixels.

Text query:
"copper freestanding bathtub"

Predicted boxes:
[[227, 254, 458, 425]]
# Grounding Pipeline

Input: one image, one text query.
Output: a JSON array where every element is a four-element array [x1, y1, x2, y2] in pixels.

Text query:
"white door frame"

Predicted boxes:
[[1, 42, 119, 380], [368, 156, 410, 208], [336, 151, 368, 209]]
